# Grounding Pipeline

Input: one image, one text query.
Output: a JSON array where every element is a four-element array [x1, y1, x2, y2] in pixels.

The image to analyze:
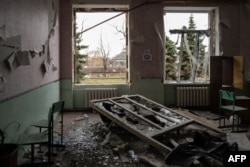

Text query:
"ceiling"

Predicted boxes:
[[161, 0, 248, 4]]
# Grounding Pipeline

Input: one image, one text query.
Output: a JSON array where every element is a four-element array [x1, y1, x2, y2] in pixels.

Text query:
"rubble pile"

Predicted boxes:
[[58, 118, 167, 167], [51, 95, 234, 167]]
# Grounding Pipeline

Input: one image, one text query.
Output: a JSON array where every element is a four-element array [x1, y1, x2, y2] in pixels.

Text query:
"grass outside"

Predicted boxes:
[[78, 78, 127, 85]]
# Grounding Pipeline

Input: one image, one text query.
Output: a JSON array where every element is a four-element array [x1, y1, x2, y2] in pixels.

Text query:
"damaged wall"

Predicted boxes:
[[0, 0, 60, 140], [61, 0, 250, 108], [1, 0, 249, 114], [0, 0, 60, 100], [129, 0, 165, 103], [238, 3, 250, 95], [219, 4, 241, 86], [63, 0, 165, 106], [129, 0, 164, 80]]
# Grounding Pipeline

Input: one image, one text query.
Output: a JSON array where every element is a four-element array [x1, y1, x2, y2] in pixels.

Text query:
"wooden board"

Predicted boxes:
[[90, 95, 224, 154], [233, 55, 244, 89], [176, 108, 223, 133]]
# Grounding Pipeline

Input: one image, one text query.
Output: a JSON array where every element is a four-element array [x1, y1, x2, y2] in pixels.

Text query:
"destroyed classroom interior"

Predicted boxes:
[[1, 0, 250, 166]]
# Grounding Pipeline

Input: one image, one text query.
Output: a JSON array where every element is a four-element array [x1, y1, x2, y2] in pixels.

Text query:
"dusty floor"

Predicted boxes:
[[19, 111, 166, 167], [19, 109, 250, 167], [54, 111, 169, 167]]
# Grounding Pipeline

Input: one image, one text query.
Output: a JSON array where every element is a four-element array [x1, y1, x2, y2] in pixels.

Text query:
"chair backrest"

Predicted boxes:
[[52, 101, 64, 114], [219, 89, 236, 108], [49, 101, 64, 126], [219, 90, 236, 101]]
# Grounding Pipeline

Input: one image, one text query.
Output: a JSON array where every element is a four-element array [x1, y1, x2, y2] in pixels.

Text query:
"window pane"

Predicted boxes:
[[164, 12, 210, 83], [75, 12, 127, 84]]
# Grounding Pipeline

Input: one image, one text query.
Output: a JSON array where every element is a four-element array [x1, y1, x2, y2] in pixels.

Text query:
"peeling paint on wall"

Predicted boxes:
[[0, 0, 60, 102]]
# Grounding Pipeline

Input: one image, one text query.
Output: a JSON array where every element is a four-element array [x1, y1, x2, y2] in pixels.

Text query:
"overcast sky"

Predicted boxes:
[[164, 13, 209, 48], [76, 12, 125, 57], [76, 12, 209, 56]]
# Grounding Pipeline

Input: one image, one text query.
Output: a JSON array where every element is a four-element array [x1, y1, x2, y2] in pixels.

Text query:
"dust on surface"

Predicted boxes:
[[53, 112, 166, 167]]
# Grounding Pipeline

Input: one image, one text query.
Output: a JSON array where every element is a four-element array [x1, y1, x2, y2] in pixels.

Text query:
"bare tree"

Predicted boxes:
[[111, 20, 126, 49], [99, 32, 111, 77]]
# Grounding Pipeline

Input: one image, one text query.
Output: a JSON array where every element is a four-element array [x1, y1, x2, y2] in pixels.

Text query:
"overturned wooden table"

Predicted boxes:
[[90, 94, 223, 154]]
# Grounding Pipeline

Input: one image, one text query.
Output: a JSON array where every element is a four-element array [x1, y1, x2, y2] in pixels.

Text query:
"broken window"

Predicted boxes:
[[164, 7, 219, 83], [73, 7, 128, 85]]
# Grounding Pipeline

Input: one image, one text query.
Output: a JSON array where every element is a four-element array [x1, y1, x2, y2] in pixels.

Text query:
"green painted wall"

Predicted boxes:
[[60, 79, 73, 109], [73, 84, 130, 109], [163, 84, 210, 107], [60, 79, 130, 109], [164, 84, 177, 107], [60, 78, 211, 110], [0, 81, 60, 143], [130, 79, 164, 105], [60, 79, 131, 109]]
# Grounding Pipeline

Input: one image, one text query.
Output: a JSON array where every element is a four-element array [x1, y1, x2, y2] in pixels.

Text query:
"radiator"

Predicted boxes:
[[85, 88, 117, 107], [176, 86, 209, 107]]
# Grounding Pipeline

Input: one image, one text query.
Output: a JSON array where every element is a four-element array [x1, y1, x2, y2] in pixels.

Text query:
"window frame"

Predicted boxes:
[[72, 5, 129, 85], [163, 6, 220, 84]]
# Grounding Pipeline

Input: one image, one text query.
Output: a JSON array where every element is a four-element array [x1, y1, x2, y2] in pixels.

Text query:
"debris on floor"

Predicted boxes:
[[58, 117, 167, 167], [165, 131, 237, 167], [226, 133, 250, 151], [19, 95, 250, 167], [87, 94, 235, 167]]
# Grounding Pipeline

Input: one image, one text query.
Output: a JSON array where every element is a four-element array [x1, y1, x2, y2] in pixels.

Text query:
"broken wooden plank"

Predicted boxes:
[[139, 155, 168, 167], [176, 108, 223, 134], [91, 102, 172, 153], [151, 119, 194, 138], [124, 96, 191, 123], [125, 95, 222, 134], [110, 99, 163, 129], [90, 94, 224, 156]]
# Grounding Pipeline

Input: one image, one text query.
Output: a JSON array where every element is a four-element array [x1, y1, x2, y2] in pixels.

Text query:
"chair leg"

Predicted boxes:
[[31, 144, 34, 165], [51, 126, 54, 154], [218, 110, 227, 128], [219, 116, 221, 127], [231, 113, 248, 133], [223, 116, 226, 126], [237, 114, 240, 132], [219, 110, 222, 127], [38, 127, 43, 153], [61, 112, 63, 145], [48, 127, 52, 167]]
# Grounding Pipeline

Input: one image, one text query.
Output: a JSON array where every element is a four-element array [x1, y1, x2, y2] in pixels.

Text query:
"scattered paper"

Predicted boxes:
[[16, 51, 30, 65], [42, 58, 49, 73], [6, 52, 18, 71], [29, 50, 38, 58], [0, 35, 21, 50], [52, 64, 57, 71]]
